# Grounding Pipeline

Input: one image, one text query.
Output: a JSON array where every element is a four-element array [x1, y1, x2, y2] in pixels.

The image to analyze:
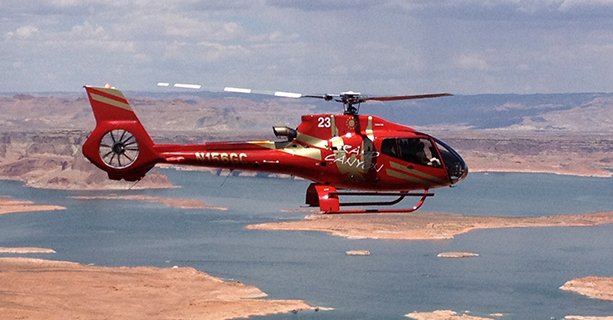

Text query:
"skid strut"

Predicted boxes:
[[305, 183, 433, 214]]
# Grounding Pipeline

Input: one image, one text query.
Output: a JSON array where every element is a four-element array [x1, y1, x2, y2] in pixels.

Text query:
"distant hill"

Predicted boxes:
[[0, 91, 610, 133], [359, 92, 613, 132]]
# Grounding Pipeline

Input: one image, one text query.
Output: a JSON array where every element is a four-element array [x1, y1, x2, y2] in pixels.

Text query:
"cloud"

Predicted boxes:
[[67, 21, 105, 39], [267, 0, 377, 11], [455, 53, 489, 71], [559, 0, 613, 10], [382, 0, 613, 19], [5, 25, 40, 40]]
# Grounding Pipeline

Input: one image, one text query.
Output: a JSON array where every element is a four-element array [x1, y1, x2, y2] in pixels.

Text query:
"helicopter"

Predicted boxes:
[[81, 83, 467, 214]]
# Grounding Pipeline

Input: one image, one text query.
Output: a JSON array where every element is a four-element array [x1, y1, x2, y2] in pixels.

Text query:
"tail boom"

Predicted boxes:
[[81, 86, 325, 183]]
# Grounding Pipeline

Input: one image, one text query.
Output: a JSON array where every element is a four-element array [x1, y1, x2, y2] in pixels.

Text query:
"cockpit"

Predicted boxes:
[[381, 135, 468, 184]]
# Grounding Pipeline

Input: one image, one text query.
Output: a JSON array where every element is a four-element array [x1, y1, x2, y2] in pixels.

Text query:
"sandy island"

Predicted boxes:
[[246, 211, 613, 240], [0, 196, 65, 215], [71, 194, 228, 211], [560, 277, 613, 302], [0, 257, 315, 320], [564, 316, 613, 320], [0, 247, 55, 254], [406, 310, 502, 319], [345, 250, 371, 256], [437, 252, 479, 258], [406, 310, 613, 320]]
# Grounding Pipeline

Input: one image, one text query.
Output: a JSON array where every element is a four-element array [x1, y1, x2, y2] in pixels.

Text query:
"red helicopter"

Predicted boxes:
[[82, 84, 467, 214]]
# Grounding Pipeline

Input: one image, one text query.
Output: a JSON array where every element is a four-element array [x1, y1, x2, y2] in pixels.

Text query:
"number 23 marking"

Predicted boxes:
[[317, 116, 331, 128]]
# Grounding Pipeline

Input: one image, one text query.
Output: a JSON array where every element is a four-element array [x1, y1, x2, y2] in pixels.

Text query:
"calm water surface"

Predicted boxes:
[[0, 171, 611, 319]]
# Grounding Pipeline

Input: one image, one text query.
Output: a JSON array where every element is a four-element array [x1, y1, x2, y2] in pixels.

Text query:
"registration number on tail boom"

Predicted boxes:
[[195, 152, 247, 163]]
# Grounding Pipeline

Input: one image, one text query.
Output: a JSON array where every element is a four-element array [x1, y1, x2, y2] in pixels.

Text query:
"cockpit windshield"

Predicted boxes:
[[432, 137, 468, 184]]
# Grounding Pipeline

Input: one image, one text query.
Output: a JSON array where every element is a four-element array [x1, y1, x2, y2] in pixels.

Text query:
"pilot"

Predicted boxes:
[[421, 139, 441, 167]]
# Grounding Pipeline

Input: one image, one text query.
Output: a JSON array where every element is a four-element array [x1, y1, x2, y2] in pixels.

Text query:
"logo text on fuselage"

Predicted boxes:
[[324, 145, 384, 172]]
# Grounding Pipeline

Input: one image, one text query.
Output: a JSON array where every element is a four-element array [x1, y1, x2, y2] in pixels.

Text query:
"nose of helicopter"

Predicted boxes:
[[433, 138, 468, 185], [448, 154, 468, 184]]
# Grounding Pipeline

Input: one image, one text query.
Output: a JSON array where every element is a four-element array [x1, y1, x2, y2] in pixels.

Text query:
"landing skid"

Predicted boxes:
[[305, 183, 433, 214]]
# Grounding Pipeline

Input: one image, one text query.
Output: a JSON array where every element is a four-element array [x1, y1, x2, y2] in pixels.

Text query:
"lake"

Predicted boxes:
[[0, 170, 611, 319]]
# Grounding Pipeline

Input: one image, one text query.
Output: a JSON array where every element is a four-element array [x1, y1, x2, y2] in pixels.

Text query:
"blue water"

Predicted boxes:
[[0, 171, 612, 319]]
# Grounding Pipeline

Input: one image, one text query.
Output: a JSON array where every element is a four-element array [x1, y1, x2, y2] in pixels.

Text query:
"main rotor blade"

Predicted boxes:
[[226, 87, 304, 98], [171, 83, 203, 89], [364, 93, 452, 102], [158, 82, 305, 99], [156, 82, 451, 104]]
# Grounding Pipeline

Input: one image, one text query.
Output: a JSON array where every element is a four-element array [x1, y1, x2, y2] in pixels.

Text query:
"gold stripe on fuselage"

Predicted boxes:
[[248, 141, 322, 161], [386, 168, 428, 185], [296, 132, 328, 149], [388, 161, 448, 185], [365, 116, 374, 141]]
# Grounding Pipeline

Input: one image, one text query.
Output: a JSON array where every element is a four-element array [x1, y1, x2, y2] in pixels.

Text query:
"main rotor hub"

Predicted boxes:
[[339, 92, 364, 115]]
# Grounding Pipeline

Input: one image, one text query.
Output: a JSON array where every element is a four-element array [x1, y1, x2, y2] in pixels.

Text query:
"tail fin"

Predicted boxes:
[[82, 85, 160, 181]]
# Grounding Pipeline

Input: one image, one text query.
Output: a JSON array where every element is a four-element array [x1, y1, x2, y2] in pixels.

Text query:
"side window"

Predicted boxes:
[[382, 137, 442, 167], [398, 138, 423, 164], [381, 138, 397, 157]]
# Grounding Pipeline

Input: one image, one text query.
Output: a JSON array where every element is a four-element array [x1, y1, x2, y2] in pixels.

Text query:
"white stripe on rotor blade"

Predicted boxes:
[[274, 91, 302, 98], [224, 87, 252, 94], [174, 83, 202, 89], [156, 82, 170, 87]]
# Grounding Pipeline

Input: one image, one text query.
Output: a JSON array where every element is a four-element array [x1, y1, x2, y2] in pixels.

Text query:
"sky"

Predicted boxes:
[[2, 0, 613, 94]]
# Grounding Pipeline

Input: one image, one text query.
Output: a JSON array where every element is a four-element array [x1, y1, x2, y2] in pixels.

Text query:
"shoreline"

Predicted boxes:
[[469, 168, 612, 178], [0, 257, 317, 320]]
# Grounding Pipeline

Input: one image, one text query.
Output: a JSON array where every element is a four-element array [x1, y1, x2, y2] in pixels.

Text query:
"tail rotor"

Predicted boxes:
[[99, 129, 140, 169]]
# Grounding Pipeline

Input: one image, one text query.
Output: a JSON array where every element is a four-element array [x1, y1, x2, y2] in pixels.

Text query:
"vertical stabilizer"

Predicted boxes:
[[82, 86, 160, 181]]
